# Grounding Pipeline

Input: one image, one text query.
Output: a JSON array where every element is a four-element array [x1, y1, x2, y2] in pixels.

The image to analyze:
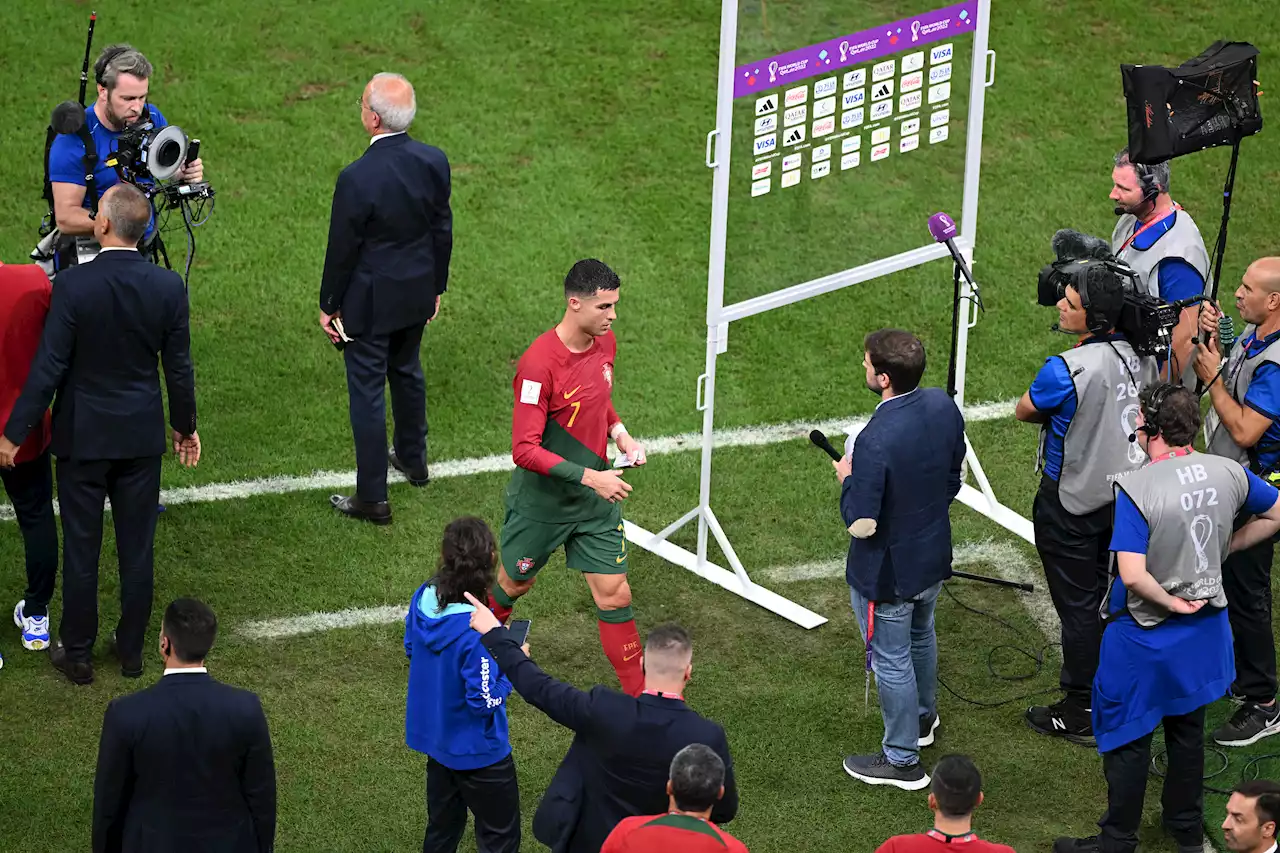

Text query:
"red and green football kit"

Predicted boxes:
[[601, 814, 749, 853], [491, 326, 643, 695]]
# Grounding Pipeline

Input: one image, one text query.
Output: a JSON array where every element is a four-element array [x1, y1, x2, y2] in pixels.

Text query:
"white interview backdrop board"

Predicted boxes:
[[723, 1, 980, 308]]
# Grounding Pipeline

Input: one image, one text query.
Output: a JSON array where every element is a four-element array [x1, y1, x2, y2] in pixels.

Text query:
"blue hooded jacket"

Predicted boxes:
[[405, 582, 513, 770]]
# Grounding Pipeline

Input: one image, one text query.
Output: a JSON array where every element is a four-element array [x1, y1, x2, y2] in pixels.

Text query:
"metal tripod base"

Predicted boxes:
[[624, 506, 828, 630]]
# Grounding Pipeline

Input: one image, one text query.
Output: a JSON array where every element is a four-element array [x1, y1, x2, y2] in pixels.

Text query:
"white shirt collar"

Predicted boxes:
[[1264, 843, 1277, 853], [875, 386, 918, 410], [369, 131, 406, 147], [97, 246, 138, 253], [163, 667, 208, 676]]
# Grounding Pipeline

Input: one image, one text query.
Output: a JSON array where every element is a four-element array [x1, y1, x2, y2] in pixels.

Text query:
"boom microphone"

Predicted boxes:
[[51, 101, 86, 135], [809, 429, 843, 462], [927, 212, 978, 290], [1051, 228, 1115, 262]]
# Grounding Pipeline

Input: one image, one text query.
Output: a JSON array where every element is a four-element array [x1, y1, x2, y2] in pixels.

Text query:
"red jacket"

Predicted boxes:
[[0, 262, 53, 464]]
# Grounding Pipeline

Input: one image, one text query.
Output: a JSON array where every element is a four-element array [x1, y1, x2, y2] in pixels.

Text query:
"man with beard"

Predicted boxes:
[[834, 328, 967, 790]]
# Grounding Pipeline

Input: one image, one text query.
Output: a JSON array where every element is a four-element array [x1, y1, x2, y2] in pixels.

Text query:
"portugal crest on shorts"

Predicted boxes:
[[602, 362, 613, 387], [516, 556, 535, 575]]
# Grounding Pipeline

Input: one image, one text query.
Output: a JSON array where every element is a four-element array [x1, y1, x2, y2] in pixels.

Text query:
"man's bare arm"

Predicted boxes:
[[52, 182, 95, 236]]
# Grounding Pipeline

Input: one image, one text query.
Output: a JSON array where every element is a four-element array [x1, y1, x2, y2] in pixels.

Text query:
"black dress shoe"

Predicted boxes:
[[330, 494, 393, 525], [389, 449, 429, 487], [49, 642, 94, 685], [108, 632, 143, 678]]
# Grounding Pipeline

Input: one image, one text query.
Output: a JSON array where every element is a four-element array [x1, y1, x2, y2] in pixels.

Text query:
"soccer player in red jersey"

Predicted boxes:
[[489, 259, 648, 695], [875, 755, 1015, 853]]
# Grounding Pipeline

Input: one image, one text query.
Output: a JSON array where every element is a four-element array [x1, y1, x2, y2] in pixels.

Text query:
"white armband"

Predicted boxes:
[[610, 422, 628, 440]]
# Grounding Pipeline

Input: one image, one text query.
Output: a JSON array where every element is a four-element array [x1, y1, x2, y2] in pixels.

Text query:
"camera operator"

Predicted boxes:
[[1109, 149, 1209, 386], [1015, 250, 1158, 745], [46, 43, 203, 270], [1194, 256, 1280, 748], [1054, 382, 1280, 853]]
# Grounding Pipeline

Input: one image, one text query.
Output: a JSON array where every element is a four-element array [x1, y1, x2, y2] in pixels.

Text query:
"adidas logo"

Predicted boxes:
[[784, 127, 805, 145], [756, 95, 777, 115]]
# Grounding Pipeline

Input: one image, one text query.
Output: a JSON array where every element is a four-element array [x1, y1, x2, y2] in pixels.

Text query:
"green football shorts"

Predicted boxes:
[[499, 504, 629, 580]]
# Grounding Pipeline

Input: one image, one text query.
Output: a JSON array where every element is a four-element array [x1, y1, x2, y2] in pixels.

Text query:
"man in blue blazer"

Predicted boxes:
[[0, 183, 199, 685], [320, 72, 452, 525], [835, 328, 966, 791]]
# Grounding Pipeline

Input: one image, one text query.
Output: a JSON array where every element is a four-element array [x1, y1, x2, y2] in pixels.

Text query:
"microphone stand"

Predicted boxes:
[[945, 259, 1036, 594]]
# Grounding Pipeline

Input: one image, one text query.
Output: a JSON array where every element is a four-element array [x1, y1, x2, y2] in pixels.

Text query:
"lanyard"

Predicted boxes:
[[927, 830, 978, 844], [864, 602, 876, 710], [1147, 447, 1194, 465], [1118, 204, 1182, 254], [643, 689, 684, 701]]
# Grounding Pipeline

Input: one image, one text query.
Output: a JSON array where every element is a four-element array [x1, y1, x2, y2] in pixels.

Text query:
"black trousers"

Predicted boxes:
[[1033, 477, 1112, 704], [1224, 509, 1277, 703], [1098, 707, 1205, 853], [424, 754, 521, 853], [0, 449, 59, 618], [56, 455, 162, 664], [343, 322, 428, 503]]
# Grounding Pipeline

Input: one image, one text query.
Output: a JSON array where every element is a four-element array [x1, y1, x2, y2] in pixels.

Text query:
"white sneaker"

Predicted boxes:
[[13, 600, 50, 651]]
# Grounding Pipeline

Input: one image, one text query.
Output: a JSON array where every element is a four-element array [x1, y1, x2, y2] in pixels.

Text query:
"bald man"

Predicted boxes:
[[319, 72, 453, 524], [1195, 257, 1280, 748]]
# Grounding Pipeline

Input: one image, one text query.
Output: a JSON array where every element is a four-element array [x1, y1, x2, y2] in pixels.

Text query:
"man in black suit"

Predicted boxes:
[[93, 598, 276, 853], [320, 71, 452, 525], [462, 593, 738, 853], [0, 182, 199, 685]]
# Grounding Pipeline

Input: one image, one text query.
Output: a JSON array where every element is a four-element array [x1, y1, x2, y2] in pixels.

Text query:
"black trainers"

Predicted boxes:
[[842, 752, 930, 790], [919, 712, 940, 747], [1213, 701, 1280, 747], [1026, 698, 1095, 746], [1053, 836, 1100, 853]]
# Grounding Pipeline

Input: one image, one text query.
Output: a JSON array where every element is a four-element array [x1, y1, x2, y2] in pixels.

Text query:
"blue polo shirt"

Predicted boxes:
[[48, 103, 167, 243], [1028, 333, 1127, 481], [1095, 472, 1279, 752]]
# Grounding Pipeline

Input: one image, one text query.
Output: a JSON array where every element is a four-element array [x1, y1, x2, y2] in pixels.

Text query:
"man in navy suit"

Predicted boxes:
[[462, 595, 739, 853], [0, 183, 199, 685], [319, 72, 452, 525], [835, 328, 966, 791], [93, 598, 276, 853]]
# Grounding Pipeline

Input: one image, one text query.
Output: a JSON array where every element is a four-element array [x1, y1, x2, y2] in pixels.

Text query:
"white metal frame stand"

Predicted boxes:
[[624, 0, 1031, 629]]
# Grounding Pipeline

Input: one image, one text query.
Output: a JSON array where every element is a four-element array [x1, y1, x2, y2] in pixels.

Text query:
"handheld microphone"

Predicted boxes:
[[927, 212, 978, 291], [809, 429, 843, 462]]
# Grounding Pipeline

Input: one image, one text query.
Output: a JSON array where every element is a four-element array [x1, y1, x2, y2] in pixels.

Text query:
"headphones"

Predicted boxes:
[[93, 45, 134, 88], [1130, 382, 1177, 443], [1067, 262, 1120, 335]]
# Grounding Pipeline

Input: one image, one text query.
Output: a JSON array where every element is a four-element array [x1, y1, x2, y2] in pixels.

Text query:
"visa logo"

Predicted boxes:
[[928, 82, 951, 104], [781, 169, 801, 188], [814, 77, 838, 98], [813, 96, 837, 118], [783, 126, 806, 145], [931, 44, 953, 64], [754, 133, 777, 155], [843, 89, 865, 109], [930, 63, 952, 84], [811, 161, 831, 180], [930, 126, 949, 144], [930, 109, 950, 127], [872, 80, 894, 100], [900, 118, 920, 135], [752, 161, 773, 180], [812, 116, 836, 137], [784, 85, 808, 107], [843, 69, 867, 89], [899, 92, 923, 112], [870, 100, 893, 120], [841, 108, 865, 129], [841, 152, 861, 170], [900, 72, 923, 93], [902, 52, 925, 73], [782, 153, 802, 170], [871, 143, 891, 162], [754, 115, 777, 135], [900, 134, 920, 153], [755, 95, 778, 116], [872, 59, 895, 82], [784, 105, 808, 127]]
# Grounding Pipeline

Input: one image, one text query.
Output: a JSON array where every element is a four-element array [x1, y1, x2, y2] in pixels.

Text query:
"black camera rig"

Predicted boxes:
[[32, 11, 215, 289]]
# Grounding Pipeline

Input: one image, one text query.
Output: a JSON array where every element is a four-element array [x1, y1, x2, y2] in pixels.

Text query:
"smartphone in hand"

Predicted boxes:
[[507, 619, 532, 646]]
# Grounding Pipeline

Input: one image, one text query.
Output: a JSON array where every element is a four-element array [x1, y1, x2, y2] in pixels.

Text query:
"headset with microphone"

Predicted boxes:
[[1129, 382, 1175, 444], [1115, 157, 1166, 217]]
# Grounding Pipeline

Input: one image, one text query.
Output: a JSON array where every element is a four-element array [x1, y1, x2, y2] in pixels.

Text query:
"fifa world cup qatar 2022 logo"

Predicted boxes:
[[911, 20, 921, 41], [768, 61, 778, 83], [1121, 403, 1146, 465]]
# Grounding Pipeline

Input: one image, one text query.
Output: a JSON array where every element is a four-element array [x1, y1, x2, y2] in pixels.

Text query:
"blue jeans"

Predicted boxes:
[[850, 581, 942, 766]]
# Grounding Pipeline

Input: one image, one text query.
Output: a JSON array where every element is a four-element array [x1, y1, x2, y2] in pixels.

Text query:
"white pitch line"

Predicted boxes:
[[239, 604, 409, 641], [0, 399, 1018, 522]]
